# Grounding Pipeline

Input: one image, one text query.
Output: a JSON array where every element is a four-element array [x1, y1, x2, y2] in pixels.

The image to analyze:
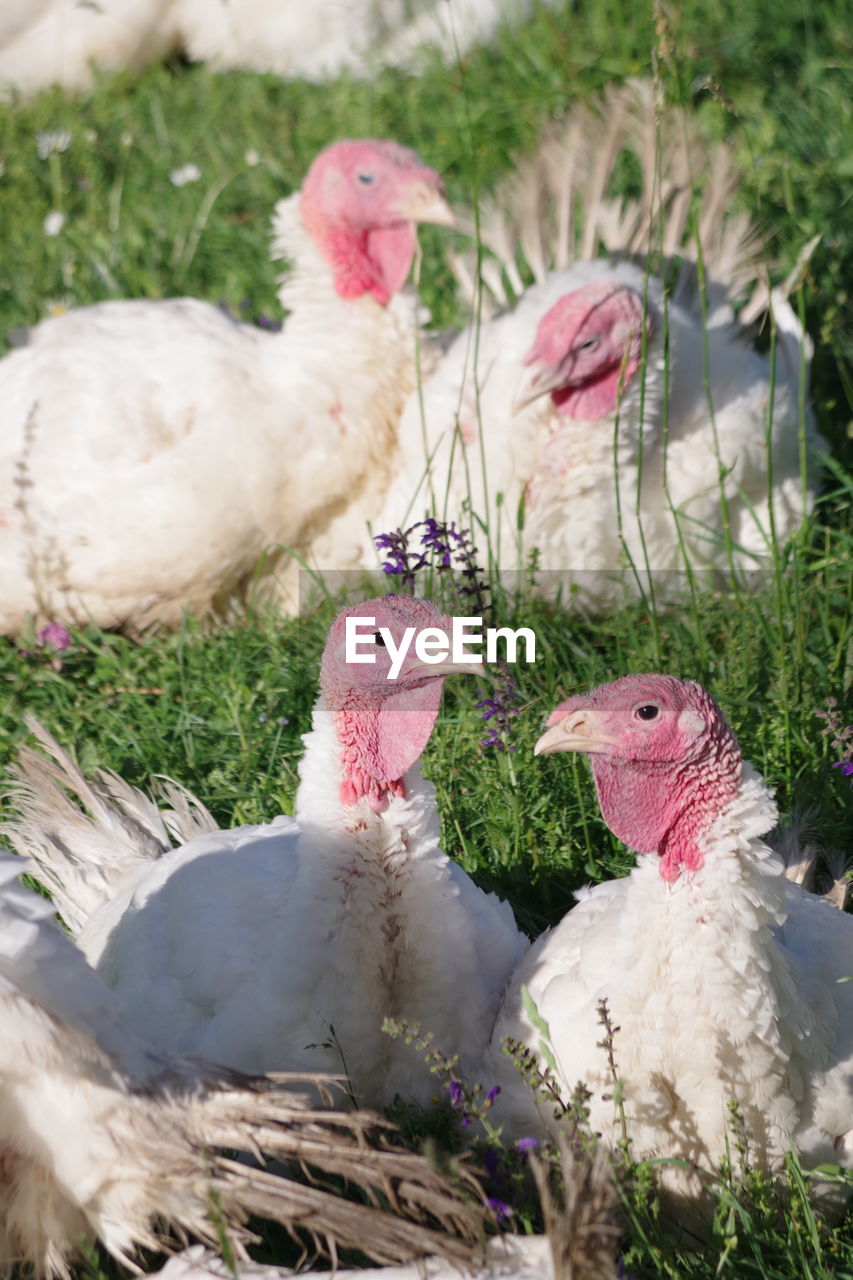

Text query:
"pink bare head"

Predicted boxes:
[[300, 139, 453, 305], [513, 281, 653, 421], [320, 595, 468, 811], [535, 674, 742, 881]]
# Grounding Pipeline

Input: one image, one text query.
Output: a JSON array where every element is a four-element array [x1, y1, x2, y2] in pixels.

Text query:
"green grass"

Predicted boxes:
[[0, 0, 851, 1275]]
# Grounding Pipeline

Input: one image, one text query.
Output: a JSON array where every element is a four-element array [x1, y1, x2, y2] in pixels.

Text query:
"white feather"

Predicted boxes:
[[0, 0, 177, 99], [0, 855, 490, 1276], [0, 0, 552, 96], [154, 1236, 560, 1280]]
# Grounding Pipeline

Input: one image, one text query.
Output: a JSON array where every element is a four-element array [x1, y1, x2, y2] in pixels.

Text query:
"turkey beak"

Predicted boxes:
[[407, 649, 478, 679], [392, 182, 455, 227], [534, 709, 618, 756], [407, 617, 478, 678], [408, 657, 478, 679], [512, 357, 566, 415]]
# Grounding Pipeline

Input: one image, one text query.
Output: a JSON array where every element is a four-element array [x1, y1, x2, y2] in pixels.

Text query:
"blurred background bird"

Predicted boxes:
[[0, 138, 452, 635], [375, 82, 823, 609]]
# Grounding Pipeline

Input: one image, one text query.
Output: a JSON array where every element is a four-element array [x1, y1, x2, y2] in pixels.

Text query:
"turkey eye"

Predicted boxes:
[[577, 336, 599, 352], [374, 631, 386, 647], [635, 705, 659, 721], [357, 172, 375, 185]]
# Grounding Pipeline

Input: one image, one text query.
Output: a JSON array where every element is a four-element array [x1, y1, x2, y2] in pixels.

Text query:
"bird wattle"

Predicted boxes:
[[331, 679, 445, 813], [365, 224, 418, 301], [339, 771, 406, 812], [590, 722, 742, 882], [551, 357, 641, 421], [301, 208, 415, 306]]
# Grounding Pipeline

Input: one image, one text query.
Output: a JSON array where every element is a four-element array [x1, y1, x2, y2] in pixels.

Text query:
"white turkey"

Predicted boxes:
[[0, 852, 489, 1277], [0, 138, 452, 635], [5, 595, 527, 1108], [172, 0, 551, 82], [484, 673, 853, 1209], [0, 0, 177, 99], [378, 82, 823, 610], [0, 0, 550, 97]]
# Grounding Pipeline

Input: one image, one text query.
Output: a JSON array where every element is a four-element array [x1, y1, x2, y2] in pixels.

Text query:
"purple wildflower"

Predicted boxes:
[[372, 518, 523, 749], [476, 666, 522, 752], [446, 1078, 473, 1127], [486, 1197, 513, 1224], [486, 1085, 501, 1105], [483, 1148, 499, 1179], [37, 621, 72, 651], [419, 516, 465, 569], [373, 528, 426, 591], [816, 699, 852, 781], [220, 299, 282, 332], [516, 1136, 539, 1152], [373, 517, 486, 606]]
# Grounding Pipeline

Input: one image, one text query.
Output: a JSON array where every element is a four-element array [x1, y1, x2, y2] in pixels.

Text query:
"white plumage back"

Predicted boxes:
[[0, 0, 551, 96], [0, 0, 178, 98], [0, 854, 488, 1276]]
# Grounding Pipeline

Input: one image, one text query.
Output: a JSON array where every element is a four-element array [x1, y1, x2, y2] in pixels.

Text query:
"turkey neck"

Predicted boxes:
[[292, 695, 442, 903], [266, 193, 420, 512], [286, 695, 444, 1082], [272, 192, 420, 341]]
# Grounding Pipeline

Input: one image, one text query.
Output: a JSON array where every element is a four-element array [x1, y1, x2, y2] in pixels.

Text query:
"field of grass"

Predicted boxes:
[[0, 0, 851, 1275]]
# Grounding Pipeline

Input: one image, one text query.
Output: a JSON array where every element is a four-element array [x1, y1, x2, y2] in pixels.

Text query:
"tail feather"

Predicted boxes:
[[771, 812, 849, 910], [450, 79, 767, 319], [767, 287, 814, 393], [0, 855, 487, 1277], [1, 716, 215, 933], [527, 1137, 621, 1280]]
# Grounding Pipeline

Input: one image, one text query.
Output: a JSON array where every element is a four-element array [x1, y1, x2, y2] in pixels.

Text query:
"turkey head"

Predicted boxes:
[[320, 595, 470, 811], [514, 281, 653, 420], [300, 139, 453, 304], [536, 673, 742, 882]]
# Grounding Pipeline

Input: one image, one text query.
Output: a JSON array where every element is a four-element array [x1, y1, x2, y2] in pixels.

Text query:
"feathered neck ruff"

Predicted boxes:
[[294, 696, 440, 845]]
